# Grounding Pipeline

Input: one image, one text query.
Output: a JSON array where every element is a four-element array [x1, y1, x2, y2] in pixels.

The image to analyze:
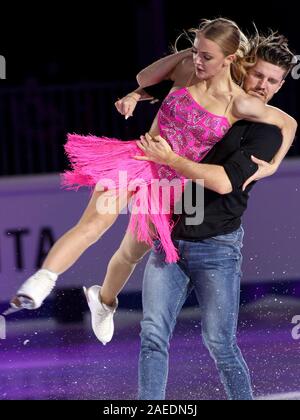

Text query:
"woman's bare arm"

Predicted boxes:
[[116, 49, 195, 119], [136, 48, 192, 87]]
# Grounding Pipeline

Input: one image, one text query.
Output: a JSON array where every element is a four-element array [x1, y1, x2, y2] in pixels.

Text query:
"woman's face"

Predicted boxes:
[[192, 33, 229, 80]]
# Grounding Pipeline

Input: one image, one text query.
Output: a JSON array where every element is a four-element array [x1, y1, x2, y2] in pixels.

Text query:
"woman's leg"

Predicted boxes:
[[100, 229, 152, 306], [42, 188, 131, 275], [84, 227, 152, 345], [12, 187, 132, 308]]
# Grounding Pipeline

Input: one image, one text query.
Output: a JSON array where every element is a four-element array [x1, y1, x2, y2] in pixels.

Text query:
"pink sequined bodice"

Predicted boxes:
[[157, 87, 231, 180]]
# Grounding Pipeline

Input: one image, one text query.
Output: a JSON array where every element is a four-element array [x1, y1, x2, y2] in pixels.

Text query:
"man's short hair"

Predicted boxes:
[[248, 31, 296, 79]]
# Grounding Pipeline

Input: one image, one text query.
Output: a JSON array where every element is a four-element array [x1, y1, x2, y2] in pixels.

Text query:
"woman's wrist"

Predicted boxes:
[[127, 92, 141, 102]]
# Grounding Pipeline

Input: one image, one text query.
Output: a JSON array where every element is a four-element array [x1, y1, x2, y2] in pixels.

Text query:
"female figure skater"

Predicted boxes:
[[11, 19, 297, 345]]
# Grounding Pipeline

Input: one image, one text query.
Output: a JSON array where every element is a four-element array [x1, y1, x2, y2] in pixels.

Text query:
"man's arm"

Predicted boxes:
[[222, 124, 283, 192], [136, 124, 283, 194], [168, 157, 232, 195], [135, 134, 232, 195], [170, 124, 283, 193], [233, 95, 297, 169]]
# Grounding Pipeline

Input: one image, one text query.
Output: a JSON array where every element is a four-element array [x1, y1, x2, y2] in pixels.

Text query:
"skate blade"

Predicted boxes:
[[2, 296, 35, 316], [2, 306, 24, 316]]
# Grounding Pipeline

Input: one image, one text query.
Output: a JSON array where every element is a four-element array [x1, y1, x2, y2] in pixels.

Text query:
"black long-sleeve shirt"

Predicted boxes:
[[143, 81, 283, 240], [171, 121, 282, 240]]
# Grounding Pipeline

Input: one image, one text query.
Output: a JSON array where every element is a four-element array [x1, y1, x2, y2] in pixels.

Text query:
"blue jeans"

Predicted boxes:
[[138, 227, 253, 400]]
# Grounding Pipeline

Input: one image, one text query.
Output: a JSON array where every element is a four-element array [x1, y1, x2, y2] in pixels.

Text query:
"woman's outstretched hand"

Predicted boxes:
[[242, 156, 279, 191]]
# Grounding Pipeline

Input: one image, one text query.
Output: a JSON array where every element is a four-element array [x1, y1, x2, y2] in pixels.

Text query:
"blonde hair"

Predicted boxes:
[[175, 18, 252, 85]]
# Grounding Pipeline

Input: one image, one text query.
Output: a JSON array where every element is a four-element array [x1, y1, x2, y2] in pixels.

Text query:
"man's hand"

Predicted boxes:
[[115, 93, 139, 120], [133, 133, 177, 165], [242, 156, 279, 191]]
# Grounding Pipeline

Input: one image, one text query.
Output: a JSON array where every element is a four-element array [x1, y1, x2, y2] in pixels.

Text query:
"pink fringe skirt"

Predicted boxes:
[[61, 134, 186, 263]]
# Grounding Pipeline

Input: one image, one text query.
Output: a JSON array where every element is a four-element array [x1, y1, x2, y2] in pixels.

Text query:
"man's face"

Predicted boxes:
[[243, 59, 286, 103]]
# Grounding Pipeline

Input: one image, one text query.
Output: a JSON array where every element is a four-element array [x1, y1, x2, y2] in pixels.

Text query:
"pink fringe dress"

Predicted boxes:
[[61, 87, 231, 263]]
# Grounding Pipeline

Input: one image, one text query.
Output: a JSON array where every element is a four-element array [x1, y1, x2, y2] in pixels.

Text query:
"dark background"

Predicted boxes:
[[1, 0, 299, 176], [1, 1, 299, 84]]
